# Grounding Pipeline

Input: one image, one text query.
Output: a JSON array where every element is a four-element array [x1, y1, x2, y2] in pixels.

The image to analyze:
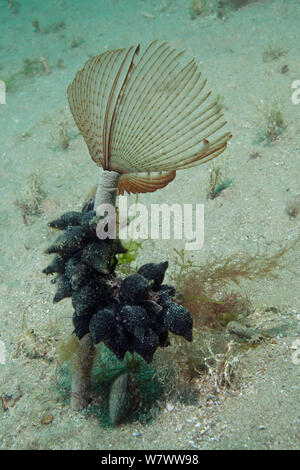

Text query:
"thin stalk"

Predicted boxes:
[[70, 169, 120, 411]]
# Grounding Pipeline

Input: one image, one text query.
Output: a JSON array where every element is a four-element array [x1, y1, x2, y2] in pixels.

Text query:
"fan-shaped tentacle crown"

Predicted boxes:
[[67, 41, 232, 195]]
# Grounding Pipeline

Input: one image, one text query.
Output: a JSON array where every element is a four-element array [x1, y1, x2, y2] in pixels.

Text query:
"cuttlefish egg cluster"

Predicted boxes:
[[43, 204, 193, 363]]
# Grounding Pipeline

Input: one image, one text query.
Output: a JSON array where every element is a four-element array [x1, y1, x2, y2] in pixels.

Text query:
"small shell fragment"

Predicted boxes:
[[40, 414, 53, 425]]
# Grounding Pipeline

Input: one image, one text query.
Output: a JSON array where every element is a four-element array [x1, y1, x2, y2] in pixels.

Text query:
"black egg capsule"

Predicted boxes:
[[159, 284, 176, 298], [65, 254, 91, 290], [112, 238, 127, 255], [45, 226, 88, 257], [81, 242, 112, 274], [80, 210, 96, 226], [48, 211, 82, 230], [119, 273, 151, 305], [80, 210, 99, 237], [81, 197, 95, 213], [103, 328, 130, 361], [73, 312, 93, 340], [89, 308, 116, 344], [72, 279, 109, 314], [53, 274, 72, 303], [156, 327, 169, 347], [138, 261, 168, 291], [131, 328, 159, 364], [119, 305, 149, 336], [43, 255, 65, 275], [163, 302, 193, 342]]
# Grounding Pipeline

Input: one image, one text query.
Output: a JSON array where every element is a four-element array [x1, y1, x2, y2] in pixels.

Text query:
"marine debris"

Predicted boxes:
[[208, 166, 233, 199], [286, 195, 300, 219], [15, 172, 46, 218], [32, 18, 66, 34], [4, 57, 51, 92], [189, 0, 258, 19], [262, 44, 287, 63], [264, 104, 286, 143]]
